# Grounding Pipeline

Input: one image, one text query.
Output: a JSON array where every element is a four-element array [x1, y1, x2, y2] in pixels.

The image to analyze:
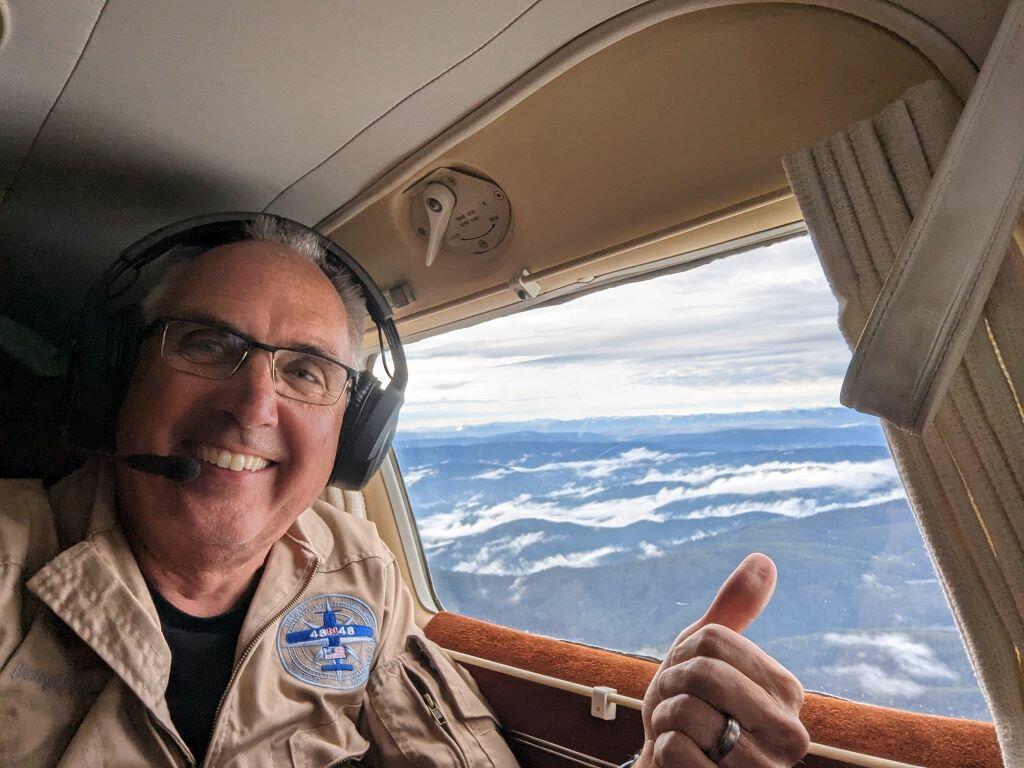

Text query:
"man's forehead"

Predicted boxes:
[[183, 240, 331, 281], [156, 242, 350, 351]]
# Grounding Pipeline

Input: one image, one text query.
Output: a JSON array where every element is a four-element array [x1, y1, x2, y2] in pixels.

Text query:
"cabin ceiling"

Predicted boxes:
[[0, 0, 1008, 346]]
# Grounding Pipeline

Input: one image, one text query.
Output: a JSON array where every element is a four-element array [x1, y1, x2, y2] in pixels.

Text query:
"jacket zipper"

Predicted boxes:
[[149, 711, 193, 768], [201, 555, 319, 768], [408, 671, 468, 767], [422, 691, 452, 734]]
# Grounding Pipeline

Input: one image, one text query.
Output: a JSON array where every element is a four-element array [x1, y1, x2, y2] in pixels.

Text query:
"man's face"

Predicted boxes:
[[115, 241, 351, 563]]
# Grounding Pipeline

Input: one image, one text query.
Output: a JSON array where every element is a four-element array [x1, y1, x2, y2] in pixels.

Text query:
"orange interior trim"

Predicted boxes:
[[425, 612, 1002, 768]]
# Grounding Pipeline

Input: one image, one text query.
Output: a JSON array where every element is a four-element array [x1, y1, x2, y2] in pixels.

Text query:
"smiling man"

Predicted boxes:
[[0, 215, 808, 767], [116, 239, 355, 619]]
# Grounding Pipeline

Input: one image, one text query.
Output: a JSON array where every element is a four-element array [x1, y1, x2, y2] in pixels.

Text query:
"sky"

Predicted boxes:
[[391, 234, 853, 430]]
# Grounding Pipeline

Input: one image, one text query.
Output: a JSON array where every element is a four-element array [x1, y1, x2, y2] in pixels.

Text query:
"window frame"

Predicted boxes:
[[379, 448, 444, 612], [380, 222, 993, 719]]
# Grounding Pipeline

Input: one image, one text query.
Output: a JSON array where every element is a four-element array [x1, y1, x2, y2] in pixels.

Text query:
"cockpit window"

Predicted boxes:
[[390, 234, 989, 720]]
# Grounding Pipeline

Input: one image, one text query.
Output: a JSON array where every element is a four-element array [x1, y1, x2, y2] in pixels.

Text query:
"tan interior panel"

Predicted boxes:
[[360, 469, 435, 626], [394, 192, 803, 340], [332, 3, 940, 339]]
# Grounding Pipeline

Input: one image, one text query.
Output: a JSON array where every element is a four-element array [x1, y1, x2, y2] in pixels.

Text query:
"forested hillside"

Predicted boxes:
[[395, 408, 988, 719]]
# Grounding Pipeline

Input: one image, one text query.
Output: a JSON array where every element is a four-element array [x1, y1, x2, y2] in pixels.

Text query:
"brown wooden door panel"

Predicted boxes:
[[425, 612, 1002, 768]]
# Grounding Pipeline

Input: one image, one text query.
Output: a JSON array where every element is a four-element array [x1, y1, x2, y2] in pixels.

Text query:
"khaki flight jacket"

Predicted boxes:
[[0, 463, 519, 767]]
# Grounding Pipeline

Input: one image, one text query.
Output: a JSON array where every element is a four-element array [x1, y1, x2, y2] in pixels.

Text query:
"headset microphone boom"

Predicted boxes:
[[118, 453, 202, 482]]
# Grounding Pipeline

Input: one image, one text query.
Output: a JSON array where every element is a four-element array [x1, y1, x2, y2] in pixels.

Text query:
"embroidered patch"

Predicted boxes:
[[277, 594, 378, 690]]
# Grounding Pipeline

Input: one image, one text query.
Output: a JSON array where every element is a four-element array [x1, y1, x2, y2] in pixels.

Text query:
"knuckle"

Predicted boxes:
[[768, 668, 805, 711], [693, 624, 729, 658], [654, 730, 686, 766], [668, 641, 690, 666], [659, 656, 720, 698], [685, 654, 719, 684], [655, 667, 675, 699], [772, 715, 811, 762], [786, 679, 802, 708], [651, 693, 697, 734], [786, 721, 812, 761], [658, 663, 690, 698]]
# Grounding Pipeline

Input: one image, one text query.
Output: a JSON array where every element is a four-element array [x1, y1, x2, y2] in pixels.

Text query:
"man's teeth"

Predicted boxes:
[[197, 445, 271, 472]]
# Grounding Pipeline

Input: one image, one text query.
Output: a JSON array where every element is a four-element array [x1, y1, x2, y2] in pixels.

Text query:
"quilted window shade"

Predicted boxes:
[[783, 79, 1024, 765]]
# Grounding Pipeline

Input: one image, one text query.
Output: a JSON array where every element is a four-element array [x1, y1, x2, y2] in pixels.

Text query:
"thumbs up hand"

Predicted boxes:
[[636, 554, 809, 767]]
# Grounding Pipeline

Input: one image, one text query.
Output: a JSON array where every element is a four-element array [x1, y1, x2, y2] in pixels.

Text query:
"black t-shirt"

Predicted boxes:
[[150, 584, 255, 765]]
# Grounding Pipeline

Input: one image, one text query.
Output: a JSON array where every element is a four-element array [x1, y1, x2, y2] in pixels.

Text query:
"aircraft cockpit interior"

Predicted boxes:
[[1, 2, 1023, 767]]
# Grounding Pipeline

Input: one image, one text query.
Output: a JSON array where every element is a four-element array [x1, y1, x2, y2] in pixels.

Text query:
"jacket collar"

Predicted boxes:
[[27, 463, 172, 713], [26, 463, 332, 715], [284, 503, 334, 562]]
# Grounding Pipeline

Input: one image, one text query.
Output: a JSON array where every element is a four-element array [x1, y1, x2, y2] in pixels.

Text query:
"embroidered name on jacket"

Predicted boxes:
[[277, 594, 378, 690]]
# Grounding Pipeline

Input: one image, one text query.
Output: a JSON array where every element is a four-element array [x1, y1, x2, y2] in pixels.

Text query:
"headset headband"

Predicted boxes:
[[105, 212, 406, 386], [69, 212, 407, 489]]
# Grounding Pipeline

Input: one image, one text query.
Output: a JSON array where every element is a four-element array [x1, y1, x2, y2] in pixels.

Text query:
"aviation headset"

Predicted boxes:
[[67, 212, 407, 490]]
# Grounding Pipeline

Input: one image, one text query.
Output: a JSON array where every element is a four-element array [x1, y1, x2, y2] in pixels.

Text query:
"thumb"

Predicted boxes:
[[677, 552, 777, 643], [642, 553, 778, 744]]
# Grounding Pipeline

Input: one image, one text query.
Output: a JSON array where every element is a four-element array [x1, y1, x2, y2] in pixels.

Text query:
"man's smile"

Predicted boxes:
[[192, 443, 277, 473]]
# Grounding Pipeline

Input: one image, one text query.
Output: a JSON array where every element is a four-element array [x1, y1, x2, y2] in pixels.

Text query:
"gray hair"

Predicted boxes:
[[140, 215, 367, 366]]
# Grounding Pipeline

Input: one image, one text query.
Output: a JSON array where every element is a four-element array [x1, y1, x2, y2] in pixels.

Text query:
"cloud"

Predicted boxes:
[[546, 484, 607, 499], [505, 531, 549, 553], [473, 447, 671, 481], [617, 457, 905, 520], [432, 380, 472, 391], [418, 460, 906, 545], [449, 531, 552, 575], [667, 530, 716, 544], [637, 459, 899, 496], [830, 664, 927, 698], [389, 236, 855, 430], [639, 541, 664, 558], [454, 542, 623, 576], [681, 491, 906, 520], [417, 491, 672, 544], [682, 497, 820, 519], [824, 632, 957, 681], [509, 576, 527, 604], [403, 467, 434, 486], [524, 546, 624, 574]]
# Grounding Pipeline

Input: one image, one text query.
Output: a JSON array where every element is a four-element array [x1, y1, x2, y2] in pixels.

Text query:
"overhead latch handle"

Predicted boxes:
[[423, 182, 456, 267]]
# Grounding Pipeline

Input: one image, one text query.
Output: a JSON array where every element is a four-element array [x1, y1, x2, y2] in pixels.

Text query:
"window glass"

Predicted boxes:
[[390, 235, 988, 720]]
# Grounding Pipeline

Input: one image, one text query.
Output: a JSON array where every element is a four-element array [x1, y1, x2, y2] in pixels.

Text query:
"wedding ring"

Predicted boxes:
[[705, 715, 741, 763]]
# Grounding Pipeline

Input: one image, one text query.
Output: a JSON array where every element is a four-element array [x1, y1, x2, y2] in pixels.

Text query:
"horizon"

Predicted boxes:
[[394, 404, 875, 435]]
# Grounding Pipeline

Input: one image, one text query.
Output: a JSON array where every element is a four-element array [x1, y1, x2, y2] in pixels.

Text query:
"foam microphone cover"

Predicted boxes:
[[122, 454, 202, 482]]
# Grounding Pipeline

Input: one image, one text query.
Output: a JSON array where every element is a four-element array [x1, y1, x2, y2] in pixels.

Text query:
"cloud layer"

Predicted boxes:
[[415, 450, 905, 548], [820, 632, 958, 701], [392, 236, 850, 429]]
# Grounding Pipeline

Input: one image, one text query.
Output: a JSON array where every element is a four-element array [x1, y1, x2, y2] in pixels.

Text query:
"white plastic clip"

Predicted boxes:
[[591, 686, 618, 720], [509, 269, 541, 301]]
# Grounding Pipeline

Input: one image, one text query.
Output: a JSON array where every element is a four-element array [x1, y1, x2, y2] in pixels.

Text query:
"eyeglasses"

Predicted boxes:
[[144, 318, 359, 406]]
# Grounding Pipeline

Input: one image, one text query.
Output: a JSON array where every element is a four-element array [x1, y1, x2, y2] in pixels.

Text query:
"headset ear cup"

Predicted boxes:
[[332, 375, 404, 490], [67, 293, 143, 450], [68, 213, 408, 474]]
